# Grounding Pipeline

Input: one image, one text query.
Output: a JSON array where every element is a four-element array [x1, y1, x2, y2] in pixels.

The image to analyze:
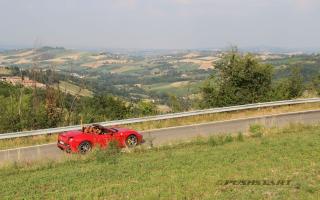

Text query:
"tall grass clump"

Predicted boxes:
[[249, 124, 264, 138], [224, 135, 233, 143], [208, 136, 218, 146], [237, 132, 244, 141], [207, 134, 237, 147], [91, 140, 121, 164]]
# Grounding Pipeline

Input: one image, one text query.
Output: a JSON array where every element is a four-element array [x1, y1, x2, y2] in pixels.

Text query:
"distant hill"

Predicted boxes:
[[1, 46, 319, 100]]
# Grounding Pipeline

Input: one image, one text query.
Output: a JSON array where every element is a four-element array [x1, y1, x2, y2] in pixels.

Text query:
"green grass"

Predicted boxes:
[[0, 67, 11, 75], [143, 81, 200, 96], [175, 63, 199, 72], [265, 56, 308, 66], [1, 124, 320, 199], [111, 65, 143, 74], [54, 81, 93, 97]]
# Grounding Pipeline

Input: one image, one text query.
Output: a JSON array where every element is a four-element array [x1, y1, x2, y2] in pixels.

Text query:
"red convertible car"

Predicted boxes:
[[57, 124, 143, 154]]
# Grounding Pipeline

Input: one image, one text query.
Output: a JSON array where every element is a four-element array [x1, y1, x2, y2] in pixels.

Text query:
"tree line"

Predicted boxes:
[[0, 82, 158, 133]]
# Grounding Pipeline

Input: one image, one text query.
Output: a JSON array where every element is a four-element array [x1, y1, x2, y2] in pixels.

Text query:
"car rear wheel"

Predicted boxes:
[[126, 135, 138, 148], [78, 141, 92, 154]]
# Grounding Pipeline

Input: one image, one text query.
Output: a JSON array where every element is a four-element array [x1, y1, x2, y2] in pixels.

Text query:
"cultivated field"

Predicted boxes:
[[54, 81, 93, 97], [0, 67, 11, 75]]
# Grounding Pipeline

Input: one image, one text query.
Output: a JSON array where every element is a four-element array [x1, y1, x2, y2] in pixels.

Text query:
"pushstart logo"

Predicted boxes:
[[216, 180, 292, 186]]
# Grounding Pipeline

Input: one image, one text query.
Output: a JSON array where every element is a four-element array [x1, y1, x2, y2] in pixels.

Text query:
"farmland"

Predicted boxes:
[[1, 47, 319, 102], [54, 81, 93, 97], [0, 67, 11, 75]]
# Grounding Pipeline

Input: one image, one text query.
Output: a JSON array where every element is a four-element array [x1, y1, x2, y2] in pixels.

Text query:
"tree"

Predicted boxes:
[[201, 50, 273, 107], [287, 67, 304, 98], [81, 94, 131, 122], [312, 73, 320, 96], [134, 100, 158, 116], [45, 86, 63, 127], [168, 94, 183, 112]]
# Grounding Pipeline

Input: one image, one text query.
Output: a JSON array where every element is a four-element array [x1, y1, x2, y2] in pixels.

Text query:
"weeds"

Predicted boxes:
[[91, 140, 121, 164], [224, 135, 233, 143], [250, 124, 264, 138], [207, 134, 236, 147], [194, 136, 206, 145], [217, 136, 225, 145], [237, 132, 244, 141], [208, 136, 218, 146]]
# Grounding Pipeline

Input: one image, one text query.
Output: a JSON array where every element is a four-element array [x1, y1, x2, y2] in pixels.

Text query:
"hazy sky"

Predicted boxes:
[[0, 0, 319, 49]]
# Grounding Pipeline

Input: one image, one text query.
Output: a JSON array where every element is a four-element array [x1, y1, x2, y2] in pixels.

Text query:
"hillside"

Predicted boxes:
[[1, 124, 319, 199], [1, 47, 319, 102], [0, 47, 221, 99]]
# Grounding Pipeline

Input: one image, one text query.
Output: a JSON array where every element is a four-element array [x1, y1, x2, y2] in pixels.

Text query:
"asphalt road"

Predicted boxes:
[[1, 109, 320, 165]]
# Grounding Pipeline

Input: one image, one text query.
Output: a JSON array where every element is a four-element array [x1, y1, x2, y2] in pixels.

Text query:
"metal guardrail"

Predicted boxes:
[[1, 98, 320, 140]]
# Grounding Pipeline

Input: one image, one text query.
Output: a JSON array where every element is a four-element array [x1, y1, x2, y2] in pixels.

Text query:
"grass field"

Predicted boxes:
[[1, 124, 320, 199], [54, 81, 93, 97], [1, 102, 320, 150], [0, 67, 11, 75], [143, 81, 201, 96]]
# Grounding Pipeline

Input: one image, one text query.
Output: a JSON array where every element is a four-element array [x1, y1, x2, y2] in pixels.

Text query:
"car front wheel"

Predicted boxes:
[[126, 135, 138, 148], [78, 141, 92, 154]]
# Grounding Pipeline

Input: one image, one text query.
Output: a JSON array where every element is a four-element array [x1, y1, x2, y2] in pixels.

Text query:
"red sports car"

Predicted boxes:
[[57, 124, 143, 154]]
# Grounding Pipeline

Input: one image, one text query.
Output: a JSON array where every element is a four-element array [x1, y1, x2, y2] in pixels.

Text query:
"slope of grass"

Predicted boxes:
[[0, 67, 11, 75], [54, 81, 93, 97], [143, 81, 201, 96], [1, 102, 320, 150], [1, 124, 320, 199]]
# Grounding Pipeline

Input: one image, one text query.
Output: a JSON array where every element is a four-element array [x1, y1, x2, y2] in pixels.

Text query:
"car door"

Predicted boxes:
[[107, 128, 126, 147], [96, 130, 113, 148]]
